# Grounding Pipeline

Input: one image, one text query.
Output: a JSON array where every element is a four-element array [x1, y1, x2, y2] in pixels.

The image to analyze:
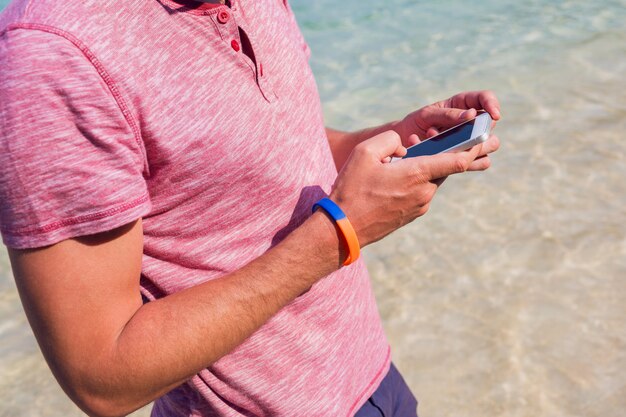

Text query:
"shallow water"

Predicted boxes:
[[1, 0, 625, 416]]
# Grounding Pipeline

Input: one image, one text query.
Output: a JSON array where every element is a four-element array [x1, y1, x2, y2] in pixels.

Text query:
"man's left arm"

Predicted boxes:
[[326, 90, 502, 171]]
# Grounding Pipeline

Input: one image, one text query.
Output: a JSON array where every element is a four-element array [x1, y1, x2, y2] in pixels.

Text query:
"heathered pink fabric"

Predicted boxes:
[[0, 1, 391, 416]]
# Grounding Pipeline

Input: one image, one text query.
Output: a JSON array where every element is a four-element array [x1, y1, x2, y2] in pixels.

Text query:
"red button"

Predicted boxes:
[[217, 10, 230, 24], [231, 39, 240, 52]]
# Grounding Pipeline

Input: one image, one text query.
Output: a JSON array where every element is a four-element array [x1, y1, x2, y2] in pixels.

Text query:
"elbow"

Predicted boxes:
[[50, 357, 148, 417], [72, 392, 137, 417], [49, 351, 151, 417], [63, 380, 144, 417]]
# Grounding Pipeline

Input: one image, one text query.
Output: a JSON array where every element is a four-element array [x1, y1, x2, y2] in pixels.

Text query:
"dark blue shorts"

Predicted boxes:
[[354, 363, 418, 417]]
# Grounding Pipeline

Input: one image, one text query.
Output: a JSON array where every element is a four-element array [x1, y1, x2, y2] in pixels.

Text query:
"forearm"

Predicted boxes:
[[326, 121, 403, 170], [89, 211, 344, 415]]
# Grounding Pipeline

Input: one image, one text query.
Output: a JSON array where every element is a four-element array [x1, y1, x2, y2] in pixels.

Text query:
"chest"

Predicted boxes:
[[91, 0, 333, 225]]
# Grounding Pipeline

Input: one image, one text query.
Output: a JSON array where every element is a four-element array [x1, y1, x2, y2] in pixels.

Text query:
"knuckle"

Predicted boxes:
[[387, 129, 401, 143], [427, 183, 438, 200], [415, 107, 429, 119], [474, 157, 491, 171], [416, 184, 436, 206], [415, 190, 429, 206], [410, 165, 429, 184], [353, 142, 369, 156], [417, 203, 430, 217], [454, 158, 469, 173]]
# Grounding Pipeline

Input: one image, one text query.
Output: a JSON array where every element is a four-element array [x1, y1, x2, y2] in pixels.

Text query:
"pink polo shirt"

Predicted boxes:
[[0, 1, 391, 415]]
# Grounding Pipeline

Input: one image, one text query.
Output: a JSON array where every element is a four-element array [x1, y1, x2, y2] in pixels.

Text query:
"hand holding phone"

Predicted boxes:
[[398, 112, 492, 160]]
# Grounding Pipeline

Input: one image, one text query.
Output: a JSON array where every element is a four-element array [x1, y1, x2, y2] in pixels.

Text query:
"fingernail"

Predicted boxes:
[[459, 110, 467, 119]]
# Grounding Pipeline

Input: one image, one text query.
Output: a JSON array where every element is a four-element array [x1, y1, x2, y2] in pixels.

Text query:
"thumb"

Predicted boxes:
[[359, 130, 406, 162], [399, 145, 481, 180]]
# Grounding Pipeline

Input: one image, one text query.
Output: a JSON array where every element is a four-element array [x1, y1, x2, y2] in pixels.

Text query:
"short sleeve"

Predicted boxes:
[[0, 28, 151, 249]]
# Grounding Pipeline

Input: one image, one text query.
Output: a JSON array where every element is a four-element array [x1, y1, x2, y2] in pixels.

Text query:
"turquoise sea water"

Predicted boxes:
[[1, 1, 625, 416]]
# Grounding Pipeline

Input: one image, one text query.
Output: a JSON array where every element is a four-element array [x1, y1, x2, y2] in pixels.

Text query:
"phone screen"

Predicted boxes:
[[403, 120, 476, 158]]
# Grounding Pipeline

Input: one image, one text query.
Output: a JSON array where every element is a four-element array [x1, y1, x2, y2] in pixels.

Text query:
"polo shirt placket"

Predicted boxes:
[[160, 0, 276, 102], [219, 2, 277, 102]]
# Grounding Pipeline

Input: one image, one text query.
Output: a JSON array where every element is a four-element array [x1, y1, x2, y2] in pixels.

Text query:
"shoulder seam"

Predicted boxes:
[[4, 23, 151, 176]]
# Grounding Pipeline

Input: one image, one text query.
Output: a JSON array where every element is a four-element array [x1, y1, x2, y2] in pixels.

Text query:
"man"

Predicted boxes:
[[0, 0, 500, 416]]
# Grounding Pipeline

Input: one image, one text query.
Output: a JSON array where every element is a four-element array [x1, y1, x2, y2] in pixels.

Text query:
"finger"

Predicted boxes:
[[383, 145, 407, 163], [407, 133, 421, 146], [359, 130, 406, 161], [426, 128, 438, 138], [450, 90, 501, 120], [463, 141, 484, 161], [418, 106, 476, 131], [425, 108, 481, 140], [477, 91, 501, 121], [468, 155, 491, 171], [459, 107, 478, 121], [477, 134, 500, 157]]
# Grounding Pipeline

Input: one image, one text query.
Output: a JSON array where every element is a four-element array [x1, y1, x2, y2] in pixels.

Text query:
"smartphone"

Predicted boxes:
[[400, 112, 492, 159]]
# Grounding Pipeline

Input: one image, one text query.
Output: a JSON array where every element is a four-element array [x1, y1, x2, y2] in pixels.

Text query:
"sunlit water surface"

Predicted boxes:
[[1, 0, 625, 416]]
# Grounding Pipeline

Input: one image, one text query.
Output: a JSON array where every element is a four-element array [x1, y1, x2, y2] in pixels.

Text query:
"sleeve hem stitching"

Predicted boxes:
[[1, 192, 150, 236]]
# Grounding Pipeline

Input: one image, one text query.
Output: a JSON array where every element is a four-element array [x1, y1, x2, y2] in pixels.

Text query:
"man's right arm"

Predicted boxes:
[[9, 209, 345, 417], [8, 131, 491, 417]]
